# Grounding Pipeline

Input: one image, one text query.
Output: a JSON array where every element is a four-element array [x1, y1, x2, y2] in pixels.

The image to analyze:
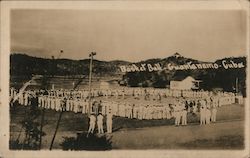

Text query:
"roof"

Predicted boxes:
[[100, 81, 110, 85], [171, 75, 191, 81], [171, 75, 201, 82]]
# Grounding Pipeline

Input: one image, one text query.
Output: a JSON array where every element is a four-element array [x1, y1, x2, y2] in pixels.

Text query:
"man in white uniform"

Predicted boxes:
[[87, 113, 96, 135], [97, 113, 104, 134], [106, 111, 113, 134], [211, 104, 217, 122], [181, 102, 188, 126], [200, 105, 205, 125], [205, 107, 211, 124], [174, 103, 181, 126], [24, 92, 29, 106]]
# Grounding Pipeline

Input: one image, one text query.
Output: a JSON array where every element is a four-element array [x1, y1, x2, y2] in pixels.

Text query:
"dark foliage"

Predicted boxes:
[[10, 53, 130, 77], [9, 139, 38, 150], [60, 132, 112, 150], [9, 99, 46, 150], [123, 56, 247, 96], [10, 53, 247, 96]]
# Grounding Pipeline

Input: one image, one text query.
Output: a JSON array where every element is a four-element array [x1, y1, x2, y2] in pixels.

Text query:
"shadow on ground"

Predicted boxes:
[[177, 135, 244, 149], [60, 132, 112, 150]]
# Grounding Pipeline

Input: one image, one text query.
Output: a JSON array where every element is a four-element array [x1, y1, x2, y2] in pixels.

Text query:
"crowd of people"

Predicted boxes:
[[10, 87, 236, 101], [10, 87, 238, 134]]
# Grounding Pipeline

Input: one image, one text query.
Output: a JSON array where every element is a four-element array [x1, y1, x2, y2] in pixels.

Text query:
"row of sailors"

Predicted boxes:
[[12, 89, 236, 112], [10, 87, 236, 101], [199, 99, 217, 125], [16, 95, 229, 122], [33, 95, 186, 120], [172, 99, 218, 126], [14, 93, 218, 127], [36, 96, 176, 120]]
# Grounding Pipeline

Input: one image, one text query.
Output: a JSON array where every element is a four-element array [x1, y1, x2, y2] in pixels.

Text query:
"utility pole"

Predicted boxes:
[[48, 50, 64, 150], [49, 51, 96, 150], [39, 108, 45, 149], [49, 109, 64, 150], [88, 52, 96, 115]]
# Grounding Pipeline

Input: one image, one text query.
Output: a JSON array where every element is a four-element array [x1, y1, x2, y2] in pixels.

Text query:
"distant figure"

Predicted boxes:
[[87, 113, 96, 135], [211, 105, 217, 122], [98, 100, 103, 114], [106, 111, 113, 133], [61, 97, 67, 111], [181, 102, 188, 126], [205, 107, 211, 124], [200, 106, 206, 125], [174, 104, 181, 126], [92, 101, 98, 115], [97, 113, 104, 134]]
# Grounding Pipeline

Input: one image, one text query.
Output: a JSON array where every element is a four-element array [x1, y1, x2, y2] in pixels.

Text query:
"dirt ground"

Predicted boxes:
[[10, 103, 245, 150]]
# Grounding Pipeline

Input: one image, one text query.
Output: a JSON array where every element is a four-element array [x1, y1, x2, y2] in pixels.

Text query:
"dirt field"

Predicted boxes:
[[111, 120, 244, 149], [10, 103, 245, 150]]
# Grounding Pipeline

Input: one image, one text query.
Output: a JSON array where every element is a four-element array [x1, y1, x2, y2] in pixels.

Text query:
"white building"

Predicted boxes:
[[170, 76, 201, 90], [100, 81, 110, 89]]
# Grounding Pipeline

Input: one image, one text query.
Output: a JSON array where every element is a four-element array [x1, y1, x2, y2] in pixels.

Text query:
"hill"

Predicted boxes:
[[10, 53, 247, 96], [120, 53, 246, 96], [10, 54, 131, 77]]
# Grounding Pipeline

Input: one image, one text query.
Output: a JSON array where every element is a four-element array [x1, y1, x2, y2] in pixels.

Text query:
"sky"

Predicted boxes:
[[11, 9, 247, 62]]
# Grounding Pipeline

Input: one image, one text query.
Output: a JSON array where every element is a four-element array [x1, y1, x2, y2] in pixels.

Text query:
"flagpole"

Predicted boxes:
[[88, 52, 96, 115]]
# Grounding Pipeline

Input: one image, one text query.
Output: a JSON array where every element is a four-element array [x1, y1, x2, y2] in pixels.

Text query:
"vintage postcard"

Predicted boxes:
[[0, 1, 249, 158]]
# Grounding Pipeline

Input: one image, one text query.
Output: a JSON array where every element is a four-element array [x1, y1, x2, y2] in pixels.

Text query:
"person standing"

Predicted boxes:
[[55, 97, 60, 111], [106, 111, 113, 134], [205, 107, 211, 124], [181, 101, 188, 126], [60, 97, 67, 111], [211, 105, 217, 122], [87, 113, 96, 135], [174, 102, 181, 126], [38, 94, 43, 108], [98, 100, 103, 114], [128, 104, 133, 119], [82, 100, 88, 114], [66, 98, 70, 111], [51, 96, 56, 110], [97, 113, 104, 134], [24, 92, 29, 106], [48, 96, 52, 109], [200, 105, 206, 125], [211, 98, 218, 122]]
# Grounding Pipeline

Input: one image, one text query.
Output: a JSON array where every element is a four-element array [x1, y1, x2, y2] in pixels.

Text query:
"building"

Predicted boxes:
[[170, 76, 201, 90], [100, 81, 110, 89], [173, 52, 182, 58]]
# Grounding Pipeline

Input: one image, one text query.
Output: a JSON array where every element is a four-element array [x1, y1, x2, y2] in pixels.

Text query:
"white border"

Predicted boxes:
[[0, 1, 249, 158]]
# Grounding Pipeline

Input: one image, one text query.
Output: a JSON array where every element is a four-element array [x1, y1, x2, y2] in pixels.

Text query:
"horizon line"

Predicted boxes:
[[10, 52, 247, 63]]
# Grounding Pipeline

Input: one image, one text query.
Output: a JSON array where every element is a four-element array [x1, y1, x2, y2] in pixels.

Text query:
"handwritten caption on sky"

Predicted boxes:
[[119, 60, 245, 73]]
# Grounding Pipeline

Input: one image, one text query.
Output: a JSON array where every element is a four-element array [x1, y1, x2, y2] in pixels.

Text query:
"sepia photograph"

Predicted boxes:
[[0, 1, 249, 158]]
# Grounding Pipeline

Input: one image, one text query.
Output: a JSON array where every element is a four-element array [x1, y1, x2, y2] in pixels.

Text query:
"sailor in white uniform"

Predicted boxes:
[[87, 113, 96, 135], [97, 113, 104, 134], [106, 111, 113, 134]]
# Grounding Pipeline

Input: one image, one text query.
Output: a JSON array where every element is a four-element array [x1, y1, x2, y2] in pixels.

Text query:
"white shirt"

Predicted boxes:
[[89, 115, 96, 124], [97, 115, 104, 123], [107, 113, 113, 122]]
